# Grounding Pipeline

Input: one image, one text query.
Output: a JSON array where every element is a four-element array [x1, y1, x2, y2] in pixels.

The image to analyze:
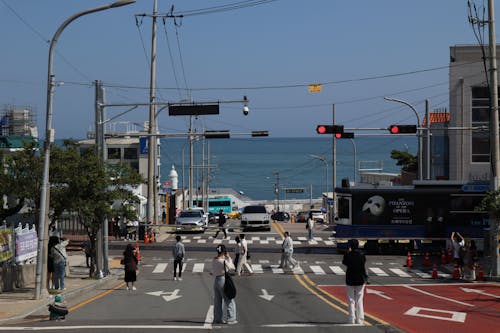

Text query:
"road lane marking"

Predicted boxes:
[[366, 288, 393, 300], [204, 305, 214, 329], [259, 289, 275, 301], [369, 267, 389, 276], [460, 287, 500, 298], [404, 306, 467, 322], [403, 285, 475, 307], [271, 265, 284, 274], [193, 263, 204, 273], [310, 265, 326, 275], [329, 266, 345, 275], [252, 264, 264, 273], [152, 263, 167, 273], [389, 268, 411, 277]]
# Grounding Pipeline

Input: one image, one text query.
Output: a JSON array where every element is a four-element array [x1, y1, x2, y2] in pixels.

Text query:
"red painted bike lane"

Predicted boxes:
[[319, 283, 500, 333]]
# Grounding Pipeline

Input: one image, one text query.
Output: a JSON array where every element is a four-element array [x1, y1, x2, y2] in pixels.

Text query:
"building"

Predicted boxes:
[[449, 45, 496, 183], [0, 106, 37, 137]]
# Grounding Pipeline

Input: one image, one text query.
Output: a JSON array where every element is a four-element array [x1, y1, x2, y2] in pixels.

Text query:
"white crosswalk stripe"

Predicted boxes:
[[153, 263, 168, 273], [369, 267, 389, 276], [148, 261, 446, 279], [329, 266, 345, 275]]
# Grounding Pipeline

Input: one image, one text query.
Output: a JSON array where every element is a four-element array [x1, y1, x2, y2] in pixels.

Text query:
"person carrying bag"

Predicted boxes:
[[212, 245, 237, 325]]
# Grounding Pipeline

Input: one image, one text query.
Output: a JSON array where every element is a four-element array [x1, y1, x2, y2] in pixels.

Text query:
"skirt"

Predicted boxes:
[[124, 269, 137, 283]]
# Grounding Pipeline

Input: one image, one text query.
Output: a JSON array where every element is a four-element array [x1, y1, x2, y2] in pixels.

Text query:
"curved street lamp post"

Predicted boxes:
[[35, 0, 136, 300]]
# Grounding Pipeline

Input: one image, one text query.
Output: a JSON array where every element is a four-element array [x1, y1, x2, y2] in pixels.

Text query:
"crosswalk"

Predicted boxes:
[[160, 235, 337, 246], [145, 260, 450, 279]]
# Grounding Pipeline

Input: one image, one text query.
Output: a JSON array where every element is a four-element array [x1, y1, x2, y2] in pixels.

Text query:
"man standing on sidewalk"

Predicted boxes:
[[342, 239, 367, 325]]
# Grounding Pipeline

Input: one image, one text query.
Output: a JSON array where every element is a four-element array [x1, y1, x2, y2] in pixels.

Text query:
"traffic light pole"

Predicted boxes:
[[332, 104, 337, 222]]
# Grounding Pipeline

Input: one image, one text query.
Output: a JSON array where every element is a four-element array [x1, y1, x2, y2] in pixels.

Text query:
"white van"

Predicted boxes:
[[240, 205, 270, 231]]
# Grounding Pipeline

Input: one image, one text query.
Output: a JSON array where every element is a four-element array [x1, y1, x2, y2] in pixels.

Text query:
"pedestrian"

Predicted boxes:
[[123, 243, 138, 290], [233, 236, 241, 269], [212, 244, 237, 325], [112, 217, 121, 240], [279, 231, 298, 271], [173, 235, 185, 281], [306, 212, 315, 240], [47, 235, 59, 290], [451, 231, 465, 279], [464, 239, 477, 280], [83, 240, 92, 268], [214, 209, 228, 239], [50, 237, 69, 290], [236, 234, 253, 275], [342, 239, 367, 325]]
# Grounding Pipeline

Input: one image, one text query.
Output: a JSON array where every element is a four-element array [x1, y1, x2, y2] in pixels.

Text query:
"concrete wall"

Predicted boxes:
[[0, 264, 35, 293]]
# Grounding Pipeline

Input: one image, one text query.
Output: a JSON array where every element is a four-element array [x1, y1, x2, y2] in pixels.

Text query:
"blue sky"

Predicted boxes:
[[0, 0, 495, 139]]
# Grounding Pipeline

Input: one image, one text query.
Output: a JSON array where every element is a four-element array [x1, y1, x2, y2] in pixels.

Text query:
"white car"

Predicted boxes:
[[310, 209, 326, 223], [175, 209, 207, 232], [240, 205, 270, 231]]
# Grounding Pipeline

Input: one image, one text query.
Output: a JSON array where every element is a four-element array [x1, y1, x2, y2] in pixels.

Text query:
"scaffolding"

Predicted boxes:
[[0, 105, 37, 137]]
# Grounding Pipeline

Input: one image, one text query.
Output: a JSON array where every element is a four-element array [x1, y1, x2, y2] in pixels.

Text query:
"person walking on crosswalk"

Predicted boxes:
[[213, 209, 228, 239], [236, 234, 253, 275], [172, 235, 185, 281], [279, 231, 298, 271]]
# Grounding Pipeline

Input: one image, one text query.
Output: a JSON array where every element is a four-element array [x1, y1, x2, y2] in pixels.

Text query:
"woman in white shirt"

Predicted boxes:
[[212, 245, 237, 325]]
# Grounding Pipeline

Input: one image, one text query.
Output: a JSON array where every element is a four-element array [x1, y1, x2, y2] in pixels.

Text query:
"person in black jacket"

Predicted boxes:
[[342, 239, 367, 325]]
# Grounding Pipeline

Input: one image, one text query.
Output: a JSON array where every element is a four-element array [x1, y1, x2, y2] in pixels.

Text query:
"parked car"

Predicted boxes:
[[310, 209, 326, 223], [271, 211, 290, 222], [240, 205, 270, 231], [175, 209, 207, 232], [295, 211, 308, 223], [227, 210, 241, 219]]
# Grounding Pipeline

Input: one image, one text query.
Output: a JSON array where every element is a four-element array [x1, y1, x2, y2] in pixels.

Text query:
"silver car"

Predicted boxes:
[[175, 209, 207, 232]]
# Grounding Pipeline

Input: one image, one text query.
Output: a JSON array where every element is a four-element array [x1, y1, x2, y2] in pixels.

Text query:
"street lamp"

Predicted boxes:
[[384, 96, 423, 180], [35, 0, 136, 300], [310, 154, 328, 198]]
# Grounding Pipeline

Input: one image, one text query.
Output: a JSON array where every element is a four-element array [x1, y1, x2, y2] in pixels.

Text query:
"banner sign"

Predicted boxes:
[[15, 225, 38, 263], [0, 228, 13, 263]]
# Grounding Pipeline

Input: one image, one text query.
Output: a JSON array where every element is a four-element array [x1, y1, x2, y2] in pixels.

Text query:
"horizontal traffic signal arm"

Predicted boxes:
[[316, 125, 344, 134]]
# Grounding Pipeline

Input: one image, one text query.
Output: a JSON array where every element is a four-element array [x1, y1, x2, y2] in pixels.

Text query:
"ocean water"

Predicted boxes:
[[159, 136, 417, 200]]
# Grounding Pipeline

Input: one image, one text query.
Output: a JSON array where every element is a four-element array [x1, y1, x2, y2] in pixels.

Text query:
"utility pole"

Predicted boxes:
[[189, 115, 194, 208], [331, 104, 337, 223], [488, 0, 499, 276], [274, 172, 280, 212]]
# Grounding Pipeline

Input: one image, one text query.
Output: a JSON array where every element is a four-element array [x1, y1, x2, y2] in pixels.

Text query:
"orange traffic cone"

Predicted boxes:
[[134, 241, 141, 261], [406, 251, 413, 268], [432, 264, 438, 279], [453, 263, 460, 279], [477, 265, 484, 281], [441, 249, 447, 265], [424, 251, 430, 267], [144, 232, 149, 244]]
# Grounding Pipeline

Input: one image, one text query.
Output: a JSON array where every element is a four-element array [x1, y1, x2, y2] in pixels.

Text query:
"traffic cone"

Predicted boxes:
[[441, 249, 447, 265], [453, 263, 460, 279], [477, 265, 484, 281], [134, 241, 141, 261], [406, 251, 413, 268], [432, 264, 438, 279], [144, 232, 149, 244], [424, 251, 430, 267]]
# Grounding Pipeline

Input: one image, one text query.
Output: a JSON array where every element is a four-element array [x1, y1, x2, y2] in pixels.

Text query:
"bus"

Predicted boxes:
[[208, 197, 233, 214], [334, 181, 489, 253]]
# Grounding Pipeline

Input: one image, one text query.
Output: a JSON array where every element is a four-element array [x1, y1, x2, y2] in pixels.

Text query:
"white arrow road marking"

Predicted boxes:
[[163, 289, 182, 302], [259, 289, 275, 301], [146, 289, 183, 302], [366, 288, 393, 300], [461, 287, 500, 298]]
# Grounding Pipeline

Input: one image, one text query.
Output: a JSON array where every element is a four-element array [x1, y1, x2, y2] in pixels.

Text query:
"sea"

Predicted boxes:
[[158, 136, 417, 201]]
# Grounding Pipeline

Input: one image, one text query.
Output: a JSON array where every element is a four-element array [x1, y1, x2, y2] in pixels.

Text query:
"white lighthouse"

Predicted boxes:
[[169, 165, 179, 191]]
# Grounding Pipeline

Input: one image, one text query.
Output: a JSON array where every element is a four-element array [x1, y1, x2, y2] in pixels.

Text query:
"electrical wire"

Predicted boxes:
[[172, 0, 280, 17], [162, 17, 182, 100]]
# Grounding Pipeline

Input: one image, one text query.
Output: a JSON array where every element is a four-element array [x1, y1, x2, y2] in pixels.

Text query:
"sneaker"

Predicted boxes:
[[178, 277, 183, 281], [227, 320, 238, 325], [132, 286, 137, 291], [126, 286, 130, 291], [173, 277, 178, 281]]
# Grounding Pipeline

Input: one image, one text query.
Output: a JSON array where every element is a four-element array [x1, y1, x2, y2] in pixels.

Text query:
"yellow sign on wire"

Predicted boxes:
[[308, 84, 322, 93]]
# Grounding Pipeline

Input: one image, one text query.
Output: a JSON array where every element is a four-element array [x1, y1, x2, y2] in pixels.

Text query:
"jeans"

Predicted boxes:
[[346, 284, 365, 324], [53, 260, 66, 290], [308, 228, 314, 240], [213, 276, 236, 323], [174, 258, 183, 277]]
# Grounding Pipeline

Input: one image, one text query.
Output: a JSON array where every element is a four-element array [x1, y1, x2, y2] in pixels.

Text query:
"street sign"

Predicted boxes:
[[169, 104, 219, 116], [461, 184, 490, 192], [285, 188, 304, 193]]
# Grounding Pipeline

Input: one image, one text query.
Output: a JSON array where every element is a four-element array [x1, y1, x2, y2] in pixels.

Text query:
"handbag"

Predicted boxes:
[[223, 262, 237, 299]]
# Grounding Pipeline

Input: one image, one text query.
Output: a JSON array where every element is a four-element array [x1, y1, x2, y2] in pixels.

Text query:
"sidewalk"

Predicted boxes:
[[0, 253, 123, 324]]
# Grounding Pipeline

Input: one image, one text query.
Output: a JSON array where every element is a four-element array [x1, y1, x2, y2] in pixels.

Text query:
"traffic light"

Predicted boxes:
[[316, 125, 344, 134], [387, 125, 417, 134], [251, 131, 269, 137], [335, 132, 354, 139]]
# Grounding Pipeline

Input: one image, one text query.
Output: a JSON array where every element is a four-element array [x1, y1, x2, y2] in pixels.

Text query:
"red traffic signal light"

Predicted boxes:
[[316, 125, 344, 134], [335, 132, 354, 139], [388, 125, 417, 134]]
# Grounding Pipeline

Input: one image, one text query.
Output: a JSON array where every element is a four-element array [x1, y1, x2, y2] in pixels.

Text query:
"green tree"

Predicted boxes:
[[390, 149, 417, 173]]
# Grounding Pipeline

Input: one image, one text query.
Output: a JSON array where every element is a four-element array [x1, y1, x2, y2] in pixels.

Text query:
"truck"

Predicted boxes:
[[333, 181, 489, 254]]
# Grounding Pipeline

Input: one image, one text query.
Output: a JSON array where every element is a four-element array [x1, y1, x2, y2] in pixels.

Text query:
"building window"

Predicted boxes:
[[124, 147, 137, 160], [471, 86, 497, 163], [107, 147, 121, 160]]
